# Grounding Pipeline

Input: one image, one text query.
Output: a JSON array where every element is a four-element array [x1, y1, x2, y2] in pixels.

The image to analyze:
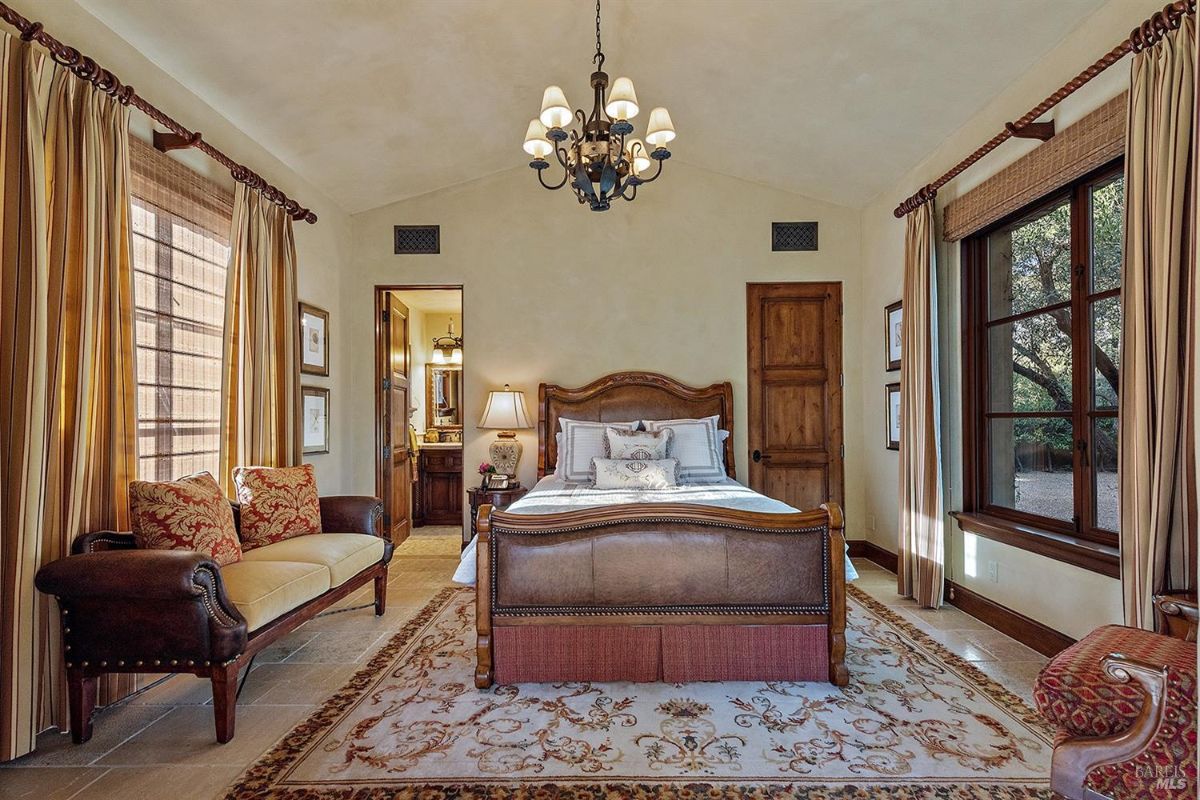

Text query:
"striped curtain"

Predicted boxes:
[[897, 201, 945, 608], [0, 33, 138, 761], [1119, 15, 1197, 631], [218, 184, 302, 491]]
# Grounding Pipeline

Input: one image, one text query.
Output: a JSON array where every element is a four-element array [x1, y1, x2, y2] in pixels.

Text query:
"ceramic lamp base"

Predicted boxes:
[[489, 432, 522, 477]]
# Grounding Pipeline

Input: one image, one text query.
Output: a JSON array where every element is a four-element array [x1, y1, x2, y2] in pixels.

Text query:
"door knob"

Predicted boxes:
[[752, 450, 771, 463]]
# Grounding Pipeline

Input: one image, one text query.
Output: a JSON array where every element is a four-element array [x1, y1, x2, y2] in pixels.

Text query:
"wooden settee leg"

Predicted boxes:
[[211, 662, 239, 743], [374, 567, 388, 616], [475, 506, 494, 689], [67, 667, 97, 744]]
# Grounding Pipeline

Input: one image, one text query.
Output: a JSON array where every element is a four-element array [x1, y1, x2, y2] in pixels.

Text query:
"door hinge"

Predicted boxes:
[[381, 308, 390, 323], [382, 377, 391, 391], [382, 444, 392, 460], [839, 372, 844, 387], [840, 444, 845, 459]]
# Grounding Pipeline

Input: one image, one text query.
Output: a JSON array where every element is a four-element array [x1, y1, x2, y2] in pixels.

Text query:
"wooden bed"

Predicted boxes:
[[474, 371, 847, 688]]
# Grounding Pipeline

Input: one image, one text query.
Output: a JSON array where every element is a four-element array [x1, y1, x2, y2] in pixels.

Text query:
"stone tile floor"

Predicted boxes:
[[0, 538, 1047, 800]]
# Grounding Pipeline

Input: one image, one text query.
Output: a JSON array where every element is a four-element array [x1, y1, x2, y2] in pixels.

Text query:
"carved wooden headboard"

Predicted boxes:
[[538, 371, 735, 480]]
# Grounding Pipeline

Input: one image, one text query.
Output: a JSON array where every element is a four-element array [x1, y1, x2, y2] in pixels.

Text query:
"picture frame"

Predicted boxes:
[[885, 300, 903, 372], [486, 474, 511, 490], [302, 386, 330, 455], [885, 382, 901, 451], [299, 302, 330, 376]]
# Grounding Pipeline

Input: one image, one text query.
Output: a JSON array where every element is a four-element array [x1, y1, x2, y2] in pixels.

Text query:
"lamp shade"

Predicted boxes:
[[646, 107, 676, 147], [626, 138, 651, 174], [523, 118, 552, 158], [604, 76, 639, 120], [478, 385, 533, 430], [539, 85, 572, 129]]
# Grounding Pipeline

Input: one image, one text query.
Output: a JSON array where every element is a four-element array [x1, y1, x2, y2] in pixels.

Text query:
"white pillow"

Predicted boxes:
[[604, 426, 672, 460], [642, 415, 727, 483], [556, 418, 638, 483], [591, 458, 679, 490]]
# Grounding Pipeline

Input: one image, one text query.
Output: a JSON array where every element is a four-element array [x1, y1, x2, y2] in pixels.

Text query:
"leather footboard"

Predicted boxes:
[[493, 623, 829, 684]]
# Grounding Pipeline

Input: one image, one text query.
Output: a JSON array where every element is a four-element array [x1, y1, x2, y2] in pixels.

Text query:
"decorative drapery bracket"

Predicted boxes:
[[153, 129, 203, 153], [1005, 120, 1055, 141]]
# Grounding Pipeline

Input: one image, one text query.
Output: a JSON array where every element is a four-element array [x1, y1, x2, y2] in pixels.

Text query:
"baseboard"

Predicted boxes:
[[945, 580, 1075, 657], [847, 540, 897, 573], [846, 541, 1075, 658]]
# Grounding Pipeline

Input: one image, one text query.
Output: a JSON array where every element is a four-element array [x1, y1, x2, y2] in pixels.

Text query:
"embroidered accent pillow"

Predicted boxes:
[[233, 464, 323, 550], [591, 458, 679, 490], [129, 471, 242, 566], [556, 418, 638, 483], [604, 426, 672, 460], [643, 415, 727, 483]]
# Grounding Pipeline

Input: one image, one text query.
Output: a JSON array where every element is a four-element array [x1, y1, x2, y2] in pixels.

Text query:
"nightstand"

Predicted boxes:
[[466, 485, 528, 549]]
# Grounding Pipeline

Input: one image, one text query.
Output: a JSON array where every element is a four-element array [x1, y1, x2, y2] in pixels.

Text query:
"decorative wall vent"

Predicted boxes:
[[772, 221, 818, 252], [393, 225, 440, 254]]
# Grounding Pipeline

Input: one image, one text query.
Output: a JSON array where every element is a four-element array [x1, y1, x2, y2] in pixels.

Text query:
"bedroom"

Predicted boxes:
[[0, 1, 1196, 799]]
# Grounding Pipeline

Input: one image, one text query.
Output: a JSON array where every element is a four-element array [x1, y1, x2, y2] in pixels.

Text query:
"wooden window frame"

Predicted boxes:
[[956, 159, 1122, 578]]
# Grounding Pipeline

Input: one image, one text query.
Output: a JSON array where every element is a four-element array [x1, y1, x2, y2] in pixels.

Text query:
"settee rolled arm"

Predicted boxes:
[[35, 549, 248, 668], [320, 495, 384, 537]]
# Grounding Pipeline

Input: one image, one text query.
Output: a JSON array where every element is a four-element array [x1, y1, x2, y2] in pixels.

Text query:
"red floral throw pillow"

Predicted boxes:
[[233, 464, 323, 550], [128, 471, 242, 567]]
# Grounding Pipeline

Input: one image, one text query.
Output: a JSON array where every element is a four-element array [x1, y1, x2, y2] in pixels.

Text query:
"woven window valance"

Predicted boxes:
[[942, 92, 1127, 242], [130, 135, 233, 235]]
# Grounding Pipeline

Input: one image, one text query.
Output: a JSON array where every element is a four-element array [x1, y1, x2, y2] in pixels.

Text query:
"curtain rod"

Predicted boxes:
[[894, 0, 1195, 218], [0, 2, 318, 224]]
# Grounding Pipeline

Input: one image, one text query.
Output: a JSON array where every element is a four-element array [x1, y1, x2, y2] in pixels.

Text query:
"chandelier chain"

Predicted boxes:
[[593, 0, 604, 69]]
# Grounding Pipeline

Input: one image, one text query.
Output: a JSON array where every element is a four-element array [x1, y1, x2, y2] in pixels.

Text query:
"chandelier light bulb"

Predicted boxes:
[[523, 118, 552, 158], [451, 347, 463, 364], [539, 85, 572, 129], [646, 107, 676, 148], [604, 77, 639, 120], [626, 138, 651, 174], [432, 349, 446, 365]]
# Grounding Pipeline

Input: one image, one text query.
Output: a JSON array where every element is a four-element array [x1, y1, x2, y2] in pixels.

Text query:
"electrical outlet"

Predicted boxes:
[[987, 560, 999, 583], [868, 514, 877, 532]]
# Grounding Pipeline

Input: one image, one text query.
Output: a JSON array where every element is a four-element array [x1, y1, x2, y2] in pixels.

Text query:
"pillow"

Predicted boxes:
[[556, 418, 638, 483], [129, 471, 242, 566], [604, 426, 672, 460], [591, 458, 679, 490], [643, 415, 727, 483], [233, 464, 323, 550]]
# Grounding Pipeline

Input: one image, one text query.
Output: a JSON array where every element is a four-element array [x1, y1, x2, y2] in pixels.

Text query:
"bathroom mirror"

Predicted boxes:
[[426, 367, 462, 429]]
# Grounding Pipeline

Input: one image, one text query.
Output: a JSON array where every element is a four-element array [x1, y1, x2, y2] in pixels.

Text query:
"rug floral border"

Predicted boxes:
[[222, 585, 1053, 800]]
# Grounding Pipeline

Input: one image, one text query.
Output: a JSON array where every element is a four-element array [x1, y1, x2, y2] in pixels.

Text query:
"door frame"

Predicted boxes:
[[373, 284, 465, 525], [745, 281, 845, 508]]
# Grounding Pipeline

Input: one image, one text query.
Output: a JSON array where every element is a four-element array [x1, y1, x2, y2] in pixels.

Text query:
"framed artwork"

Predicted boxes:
[[302, 386, 330, 455], [300, 302, 330, 376], [885, 382, 901, 451], [885, 300, 903, 371]]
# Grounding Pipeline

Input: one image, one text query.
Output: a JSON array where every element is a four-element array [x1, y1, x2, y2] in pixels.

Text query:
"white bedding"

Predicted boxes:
[[452, 474, 858, 584]]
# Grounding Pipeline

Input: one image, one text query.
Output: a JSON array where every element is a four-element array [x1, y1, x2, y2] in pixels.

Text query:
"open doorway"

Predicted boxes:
[[374, 285, 464, 546]]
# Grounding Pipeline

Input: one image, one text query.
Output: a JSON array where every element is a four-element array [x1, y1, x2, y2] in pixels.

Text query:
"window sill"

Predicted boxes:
[[951, 511, 1120, 578]]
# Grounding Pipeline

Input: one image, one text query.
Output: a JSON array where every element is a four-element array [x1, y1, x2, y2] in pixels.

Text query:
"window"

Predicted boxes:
[[960, 161, 1122, 568], [130, 139, 233, 481]]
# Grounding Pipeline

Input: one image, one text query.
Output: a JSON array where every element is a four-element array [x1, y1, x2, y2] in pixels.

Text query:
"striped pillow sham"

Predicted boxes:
[[642, 415, 727, 483], [556, 418, 638, 483]]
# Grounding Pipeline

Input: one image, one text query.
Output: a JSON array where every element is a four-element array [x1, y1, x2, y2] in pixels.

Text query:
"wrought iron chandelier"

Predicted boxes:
[[522, 0, 675, 211]]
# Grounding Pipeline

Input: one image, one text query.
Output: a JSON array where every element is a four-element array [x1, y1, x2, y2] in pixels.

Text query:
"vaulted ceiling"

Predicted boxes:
[[77, 0, 1108, 213]]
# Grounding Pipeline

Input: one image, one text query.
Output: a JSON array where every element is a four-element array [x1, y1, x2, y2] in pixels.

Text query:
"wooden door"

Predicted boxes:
[[746, 282, 844, 511], [376, 292, 412, 543]]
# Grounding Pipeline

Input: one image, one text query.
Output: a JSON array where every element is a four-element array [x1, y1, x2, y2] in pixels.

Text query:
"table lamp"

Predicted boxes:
[[477, 384, 533, 477]]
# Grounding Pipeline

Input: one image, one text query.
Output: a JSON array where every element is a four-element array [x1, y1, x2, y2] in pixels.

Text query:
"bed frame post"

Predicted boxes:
[[823, 502, 849, 686], [474, 505, 494, 688]]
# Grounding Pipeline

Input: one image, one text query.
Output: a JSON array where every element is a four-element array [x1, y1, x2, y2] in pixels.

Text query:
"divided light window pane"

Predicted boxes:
[[987, 197, 1072, 321], [131, 186, 231, 482], [986, 311, 1073, 413], [987, 417, 1075, 522]]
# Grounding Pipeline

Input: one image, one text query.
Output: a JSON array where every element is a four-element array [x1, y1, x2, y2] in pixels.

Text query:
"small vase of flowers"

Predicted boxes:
[[478, 461, 496, 489]]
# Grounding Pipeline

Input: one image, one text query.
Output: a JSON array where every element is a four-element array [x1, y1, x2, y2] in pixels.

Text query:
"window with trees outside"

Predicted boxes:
[[130, 139, 233, 481], [961, 161, 1122, 568]]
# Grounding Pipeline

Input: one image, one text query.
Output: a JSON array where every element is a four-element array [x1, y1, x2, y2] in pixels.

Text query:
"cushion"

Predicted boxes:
[[128, 472, 242, 567], [233, 464, 322, 550], [240, 533, 385, 587], [643, 416, 726, 483], [556, 419, 637, 483], [592, 458, 679, 490], [218, 560, 331, 631], [1034, 624, 1197, 737], [604, 427, 672, 460]]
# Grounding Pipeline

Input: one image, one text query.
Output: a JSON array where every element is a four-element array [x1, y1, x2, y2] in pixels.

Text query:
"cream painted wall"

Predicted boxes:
[[857, 0, 1162, 638], [349, 163, 868, 537], [21, 0, 357, 494]]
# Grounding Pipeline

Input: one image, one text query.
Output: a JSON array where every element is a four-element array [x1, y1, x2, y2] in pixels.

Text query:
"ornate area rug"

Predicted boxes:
[[224, 586, 1054, 799]]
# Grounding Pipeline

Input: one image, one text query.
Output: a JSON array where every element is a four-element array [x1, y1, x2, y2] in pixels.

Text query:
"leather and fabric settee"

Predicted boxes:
[[1034, 595, 1197, 800], [35, 491, 391, 744]]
